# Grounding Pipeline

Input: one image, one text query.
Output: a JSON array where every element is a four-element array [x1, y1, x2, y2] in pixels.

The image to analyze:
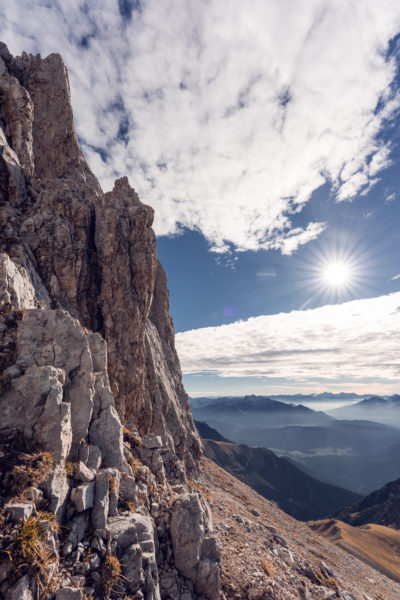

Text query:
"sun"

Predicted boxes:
[[322, 261, 351, 288], [293, 233, 373, 308]]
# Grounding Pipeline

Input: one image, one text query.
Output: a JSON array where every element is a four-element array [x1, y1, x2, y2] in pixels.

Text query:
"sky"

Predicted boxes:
[[1, 1, 400, 397]]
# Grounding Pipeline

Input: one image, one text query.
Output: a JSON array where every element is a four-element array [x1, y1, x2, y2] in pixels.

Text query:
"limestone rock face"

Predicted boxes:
[[0, 43, 220, 599], [171, 494, 221, 600], [0, 41, 200, 478]]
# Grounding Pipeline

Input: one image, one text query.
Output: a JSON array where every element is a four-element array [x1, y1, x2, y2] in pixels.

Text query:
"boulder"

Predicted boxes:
[[79, 443, 102, 470], [7, 575, 33, 600], [91, 471, 110, 530], [71, 482, 95, 512], [0, 558, 13, 583], [142, 433, 163, 449], [5, 503, 34, 522], [75, 461, 95, 483], [120, 475, 137, 504], [108, 516, 139, 551], [121, 543, 144, 593], [170, 493, 221, 600], [67, 514, 89, 547], [55, 588, 83, 600], [45, 463, 70, 521]]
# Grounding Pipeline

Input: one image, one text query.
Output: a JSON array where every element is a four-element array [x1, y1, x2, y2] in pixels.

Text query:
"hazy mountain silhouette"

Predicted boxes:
[[192, 395, 400, 494], [328, 395, 400, 427], [196, 421, 361, 521], [191, 395, 334, 430]]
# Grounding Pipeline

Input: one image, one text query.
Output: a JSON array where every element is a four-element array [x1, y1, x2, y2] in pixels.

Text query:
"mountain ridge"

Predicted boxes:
[[308, 519, 400, 584], [334, 477, 400, 530], [201, 437, 361, 521], [327, 394, 400, 427]]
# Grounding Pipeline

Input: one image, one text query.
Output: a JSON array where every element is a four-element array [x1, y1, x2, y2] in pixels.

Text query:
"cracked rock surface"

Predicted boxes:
[[0, 42, 219, 600]]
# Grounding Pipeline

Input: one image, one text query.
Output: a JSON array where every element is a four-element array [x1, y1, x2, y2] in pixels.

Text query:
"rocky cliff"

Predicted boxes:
[[0, 43, 220, 600]]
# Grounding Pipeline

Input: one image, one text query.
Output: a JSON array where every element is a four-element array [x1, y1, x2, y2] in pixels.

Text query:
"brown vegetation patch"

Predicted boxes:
[[11, 513, 59, 594], [123, 426, 143, 448], [99, 553, 122, 599], [0, 435, 53, 504]]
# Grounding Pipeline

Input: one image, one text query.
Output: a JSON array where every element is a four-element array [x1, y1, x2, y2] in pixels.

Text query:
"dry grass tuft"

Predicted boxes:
[[261, 556, 274, 577], [99, 553, 121, 598], [108, 475, 116, 495], [187, 479, 211, 502], [126, 454, 148, 482], [12, 514, 59, 594], [123, 427, 143, 447], [317, 572, 339, 593], [36, 511, 59, 533], [65, 461, 76, 476], [7, 451, 53, 496]]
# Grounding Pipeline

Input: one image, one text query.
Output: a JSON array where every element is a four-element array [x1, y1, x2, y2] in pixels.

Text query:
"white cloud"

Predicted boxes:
[[176, 293, 400, 383], [385, 192, 396, 203], [1, 1, 400, 252], [256, 271, 277, 279], [275, 447, 354, 460], [391, 273, 400, 281], [266, 222, 327, 255]]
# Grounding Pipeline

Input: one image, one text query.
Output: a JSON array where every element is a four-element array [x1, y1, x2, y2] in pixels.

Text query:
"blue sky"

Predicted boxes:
[[1, 0, 400, 396]]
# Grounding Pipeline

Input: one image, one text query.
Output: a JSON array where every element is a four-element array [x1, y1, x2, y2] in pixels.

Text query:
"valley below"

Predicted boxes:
[[192, 395, 400, 494], [197, 424, 361, 521]]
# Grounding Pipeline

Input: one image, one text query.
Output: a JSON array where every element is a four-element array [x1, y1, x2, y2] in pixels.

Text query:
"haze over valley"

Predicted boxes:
[[191, 395, 400, 493]]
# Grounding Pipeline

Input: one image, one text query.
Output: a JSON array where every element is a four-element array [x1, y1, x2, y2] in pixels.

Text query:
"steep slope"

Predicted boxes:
[[201, 457, 400, 599], [309, 520, 400, 583], [0, 44, 220, 600], [202, 438, 361, 520], [334, 477, 400, 529]]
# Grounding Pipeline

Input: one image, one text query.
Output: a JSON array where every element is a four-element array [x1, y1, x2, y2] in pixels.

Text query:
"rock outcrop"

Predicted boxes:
[[0, 43, 219, 600]]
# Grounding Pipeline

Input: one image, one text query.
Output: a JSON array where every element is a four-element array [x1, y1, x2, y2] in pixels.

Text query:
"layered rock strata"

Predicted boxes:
[[0, 43, 220, 600]]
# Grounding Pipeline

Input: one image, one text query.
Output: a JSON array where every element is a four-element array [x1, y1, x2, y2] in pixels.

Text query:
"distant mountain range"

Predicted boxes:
[[334, 477, 400, 530], [191, 394, 334, 429], [191, 395, 400, 494], [328, 394, 400, 427], [191, 392, 367, 405], [195, 420, 361, 521]]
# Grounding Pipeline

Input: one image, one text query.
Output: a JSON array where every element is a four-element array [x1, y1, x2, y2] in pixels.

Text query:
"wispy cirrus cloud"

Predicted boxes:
[[176, 293, 400, 383], [1, 1, 400, 252]]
